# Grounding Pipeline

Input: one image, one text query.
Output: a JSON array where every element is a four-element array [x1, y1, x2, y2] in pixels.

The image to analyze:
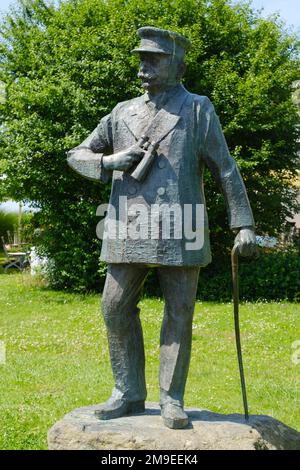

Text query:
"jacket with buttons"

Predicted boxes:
[[67, 84, 254, 266]]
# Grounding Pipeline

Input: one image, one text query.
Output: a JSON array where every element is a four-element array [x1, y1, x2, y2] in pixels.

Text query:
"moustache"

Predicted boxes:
[[137, 73, 157, 81]]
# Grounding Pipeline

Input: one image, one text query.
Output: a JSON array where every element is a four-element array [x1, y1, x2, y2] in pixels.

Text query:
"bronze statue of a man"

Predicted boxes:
[[67, 26, 256, 429]]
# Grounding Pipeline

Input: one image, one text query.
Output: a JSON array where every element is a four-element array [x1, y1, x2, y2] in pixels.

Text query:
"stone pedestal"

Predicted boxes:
[[48, 403, 300, 450]]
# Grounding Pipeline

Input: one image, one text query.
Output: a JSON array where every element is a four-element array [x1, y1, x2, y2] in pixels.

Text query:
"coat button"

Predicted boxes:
[[128, 186, 137, 195], [157, 159, 166, 169], [157, 187, 165, 196]]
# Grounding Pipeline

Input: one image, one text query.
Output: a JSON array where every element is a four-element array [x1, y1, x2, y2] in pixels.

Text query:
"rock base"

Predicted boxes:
[[48, 403, 300, 450]]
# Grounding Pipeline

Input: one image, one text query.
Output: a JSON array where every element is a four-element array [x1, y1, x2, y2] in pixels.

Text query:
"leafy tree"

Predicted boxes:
[[0, 0, 298, 290]]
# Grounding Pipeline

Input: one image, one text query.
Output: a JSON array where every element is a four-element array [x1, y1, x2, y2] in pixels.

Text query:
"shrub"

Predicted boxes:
[[197, 247, 300, 302]]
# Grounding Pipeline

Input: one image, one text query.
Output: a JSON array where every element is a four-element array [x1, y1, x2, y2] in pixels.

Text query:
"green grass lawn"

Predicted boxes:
[[0, 266, 299, 449]]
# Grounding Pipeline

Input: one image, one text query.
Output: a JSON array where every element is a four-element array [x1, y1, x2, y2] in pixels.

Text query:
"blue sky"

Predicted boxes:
[[247, 0, 299, 29], [0, 0, 299, 28]]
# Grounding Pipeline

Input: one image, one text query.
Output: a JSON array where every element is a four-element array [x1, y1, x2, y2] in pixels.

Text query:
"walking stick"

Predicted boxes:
[[231, 243, 249, 421]]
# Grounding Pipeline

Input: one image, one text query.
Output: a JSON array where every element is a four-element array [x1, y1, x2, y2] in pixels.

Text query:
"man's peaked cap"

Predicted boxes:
[[131, 26, 191, 58]]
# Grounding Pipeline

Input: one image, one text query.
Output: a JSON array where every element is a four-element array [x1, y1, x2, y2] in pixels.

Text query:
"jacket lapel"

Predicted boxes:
[[143, 108, 180, 145], [122, 98, 151, 141]]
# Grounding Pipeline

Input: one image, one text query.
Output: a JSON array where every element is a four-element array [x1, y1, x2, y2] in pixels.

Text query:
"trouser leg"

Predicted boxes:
[[101, 263, 148, 402], [158, 266, 200, 406]]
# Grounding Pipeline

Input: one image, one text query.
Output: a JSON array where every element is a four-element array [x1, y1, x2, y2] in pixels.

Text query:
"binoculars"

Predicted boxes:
[[130, 135, 159, 182]]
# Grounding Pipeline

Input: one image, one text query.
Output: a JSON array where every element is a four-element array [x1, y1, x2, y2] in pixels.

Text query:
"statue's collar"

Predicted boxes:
[[144, 83, 184, 109]]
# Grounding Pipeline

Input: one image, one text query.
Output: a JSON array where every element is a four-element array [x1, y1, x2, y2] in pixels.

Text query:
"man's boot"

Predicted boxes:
[[160, 402, 189, 429], [95, 388, 145, 420]]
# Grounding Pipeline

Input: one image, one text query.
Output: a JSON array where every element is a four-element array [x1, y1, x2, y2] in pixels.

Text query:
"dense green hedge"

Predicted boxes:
[[143, 247, 300, 301], [229, 248, 300, 302]]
